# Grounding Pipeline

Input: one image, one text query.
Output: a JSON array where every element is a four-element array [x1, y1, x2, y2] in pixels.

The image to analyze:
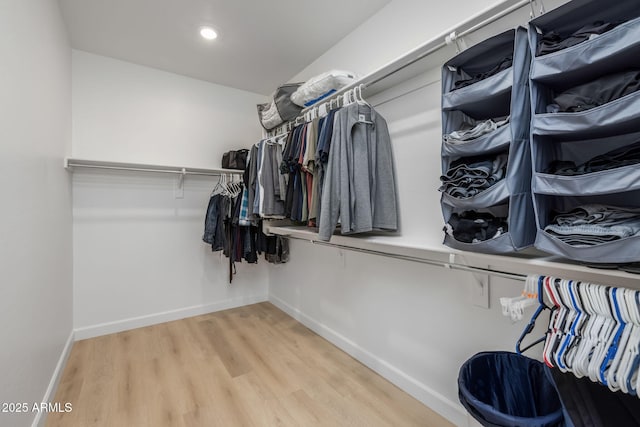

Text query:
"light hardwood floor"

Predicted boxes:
[[46, 302, 454, 427]]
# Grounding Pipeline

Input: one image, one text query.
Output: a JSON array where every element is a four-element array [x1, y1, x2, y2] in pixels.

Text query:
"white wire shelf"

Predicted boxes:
[[64, 158, 243, 177]]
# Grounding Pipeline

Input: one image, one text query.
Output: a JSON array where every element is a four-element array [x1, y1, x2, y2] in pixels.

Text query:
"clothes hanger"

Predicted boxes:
[[211, 175, 223, 196], [356, 84, 371, 108], [342, 91, 351, 108], [500, 275, 538, 322], [586, 285, 616, 384], [622, 292, 640, 394], [542, 278, 565, 369], [619, 289, 640, 394], [540, 276, 561, 367], [223, 173, 232, 197], [617, 319, 639, 394], [563, 280, 588, 371], [516, 276, 554, 355], [227, 174, 237, 196], [553, 279, 583, 373], [354, 85, 374, 125], [572, 283, 601, 379], [613, 293, 635, 394], [562, 280, 583, 371], [549, 278, 575, 371], [216, 173, 227, 197], [597, 287, 627, 388], [605, 288, 633, 391], [550, 279, 574, 372]]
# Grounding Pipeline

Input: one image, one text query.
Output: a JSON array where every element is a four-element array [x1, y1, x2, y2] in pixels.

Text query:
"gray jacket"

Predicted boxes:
[[318, 103, 398, 241]]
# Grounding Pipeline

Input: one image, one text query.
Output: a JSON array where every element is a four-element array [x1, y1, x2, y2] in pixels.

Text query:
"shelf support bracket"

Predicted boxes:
[[174, 168, 186, 199], [444, 31, 465, 53], [178, 168, 186, 189]]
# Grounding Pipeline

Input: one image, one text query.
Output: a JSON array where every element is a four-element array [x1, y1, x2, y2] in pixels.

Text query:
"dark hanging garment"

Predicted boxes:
[[546, 367, 640, 427], [284, 125, 303, 218], [241, 226, 258, 264], [265, 236, 289, 264], [247, 144, 259, 220], [203, 194, 220, 245], [203, 194, 227, 252]]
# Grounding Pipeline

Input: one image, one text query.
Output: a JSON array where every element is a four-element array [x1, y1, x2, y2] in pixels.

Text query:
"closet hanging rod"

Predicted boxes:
[[290, 0, 532, 122], [363, 0, 531, 91], [284, 235, 527, 282], [64, 158, 241, 176]]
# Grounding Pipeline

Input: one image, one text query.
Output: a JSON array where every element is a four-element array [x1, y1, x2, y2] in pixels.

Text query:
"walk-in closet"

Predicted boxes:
[[4, 0, 640, 426]]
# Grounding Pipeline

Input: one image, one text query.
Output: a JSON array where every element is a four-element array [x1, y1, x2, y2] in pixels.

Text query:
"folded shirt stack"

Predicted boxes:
[[444, 211, 508, 243], [452, 56, 513, 90], [546, 70, 640, 113], [443, 116, 510, 144], [439, 153, 508, 198], [536, 21, 622, 56], [545, 139, 640, 175], [544, 204, 640, 246]]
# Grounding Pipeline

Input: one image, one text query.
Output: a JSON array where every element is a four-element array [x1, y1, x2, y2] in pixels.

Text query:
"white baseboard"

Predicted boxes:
[[32, 330, 75, 427], [269, 295, 468, 426], [74, 294, 269, 340]]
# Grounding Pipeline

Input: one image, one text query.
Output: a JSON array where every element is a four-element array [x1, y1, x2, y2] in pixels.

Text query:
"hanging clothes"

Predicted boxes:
[[315, 108, 339, 227], [202, 176, 261, 283], [258, 139, 286, 218], [318, 102, 398, 241], [546, 365, 640, 427], [203, 193, 229, 251], [303, 118, 319, 226]]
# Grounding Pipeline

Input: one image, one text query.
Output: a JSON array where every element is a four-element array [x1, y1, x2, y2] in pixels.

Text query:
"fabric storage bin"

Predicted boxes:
[[529, 0, 640, 134], [256, 83, 303, 130], [442, 29, 517, 122], [536, 228, 640, 264], [529, 0, 640, 82], [440, 143, 531, 208], [458, 352, 563, 427], [442, 68, 512, 112], [531, 86, 640, 136], [442, 204, 515, 254], [531, 130, 640, 196], [443, 193, 535, 253], [444, 230, 519, 254], [528, 0, 640, 264], [441, 179, 509, 209], [439, 149, 510, 208], [440, 26, 534, 254], [530, 16, 640, 85], [441, 28, 530, 153], [442, 118, 511, 157], [531, 130, 640, 175], [533, 167, 640, 197], [533, 192, 640, 263]]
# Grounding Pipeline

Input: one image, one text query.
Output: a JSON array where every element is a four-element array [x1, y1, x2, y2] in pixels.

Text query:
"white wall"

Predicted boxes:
[[72, 50, 266, 168], [289, 0, 501, 82], [0, 1, 73, 426], [71, 52, 269, 336], [272, 0, 565, 425]]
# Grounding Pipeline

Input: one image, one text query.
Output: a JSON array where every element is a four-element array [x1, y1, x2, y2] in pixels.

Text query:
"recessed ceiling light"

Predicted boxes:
[[200, 26, 218, 40]]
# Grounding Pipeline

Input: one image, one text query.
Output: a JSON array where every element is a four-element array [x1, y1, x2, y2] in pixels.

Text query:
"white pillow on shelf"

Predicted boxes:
[[290, 70, 358, 107]]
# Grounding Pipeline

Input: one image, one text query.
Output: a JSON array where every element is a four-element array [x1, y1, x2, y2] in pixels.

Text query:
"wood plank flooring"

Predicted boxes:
[[46, 302, 453, 427]]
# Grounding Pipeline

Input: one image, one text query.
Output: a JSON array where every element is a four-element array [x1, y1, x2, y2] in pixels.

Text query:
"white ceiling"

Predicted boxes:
[[59, 0, 391, 95]]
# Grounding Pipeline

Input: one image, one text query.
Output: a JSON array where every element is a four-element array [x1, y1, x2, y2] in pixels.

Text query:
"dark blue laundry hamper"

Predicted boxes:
[[458, 351, 563, 427]]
